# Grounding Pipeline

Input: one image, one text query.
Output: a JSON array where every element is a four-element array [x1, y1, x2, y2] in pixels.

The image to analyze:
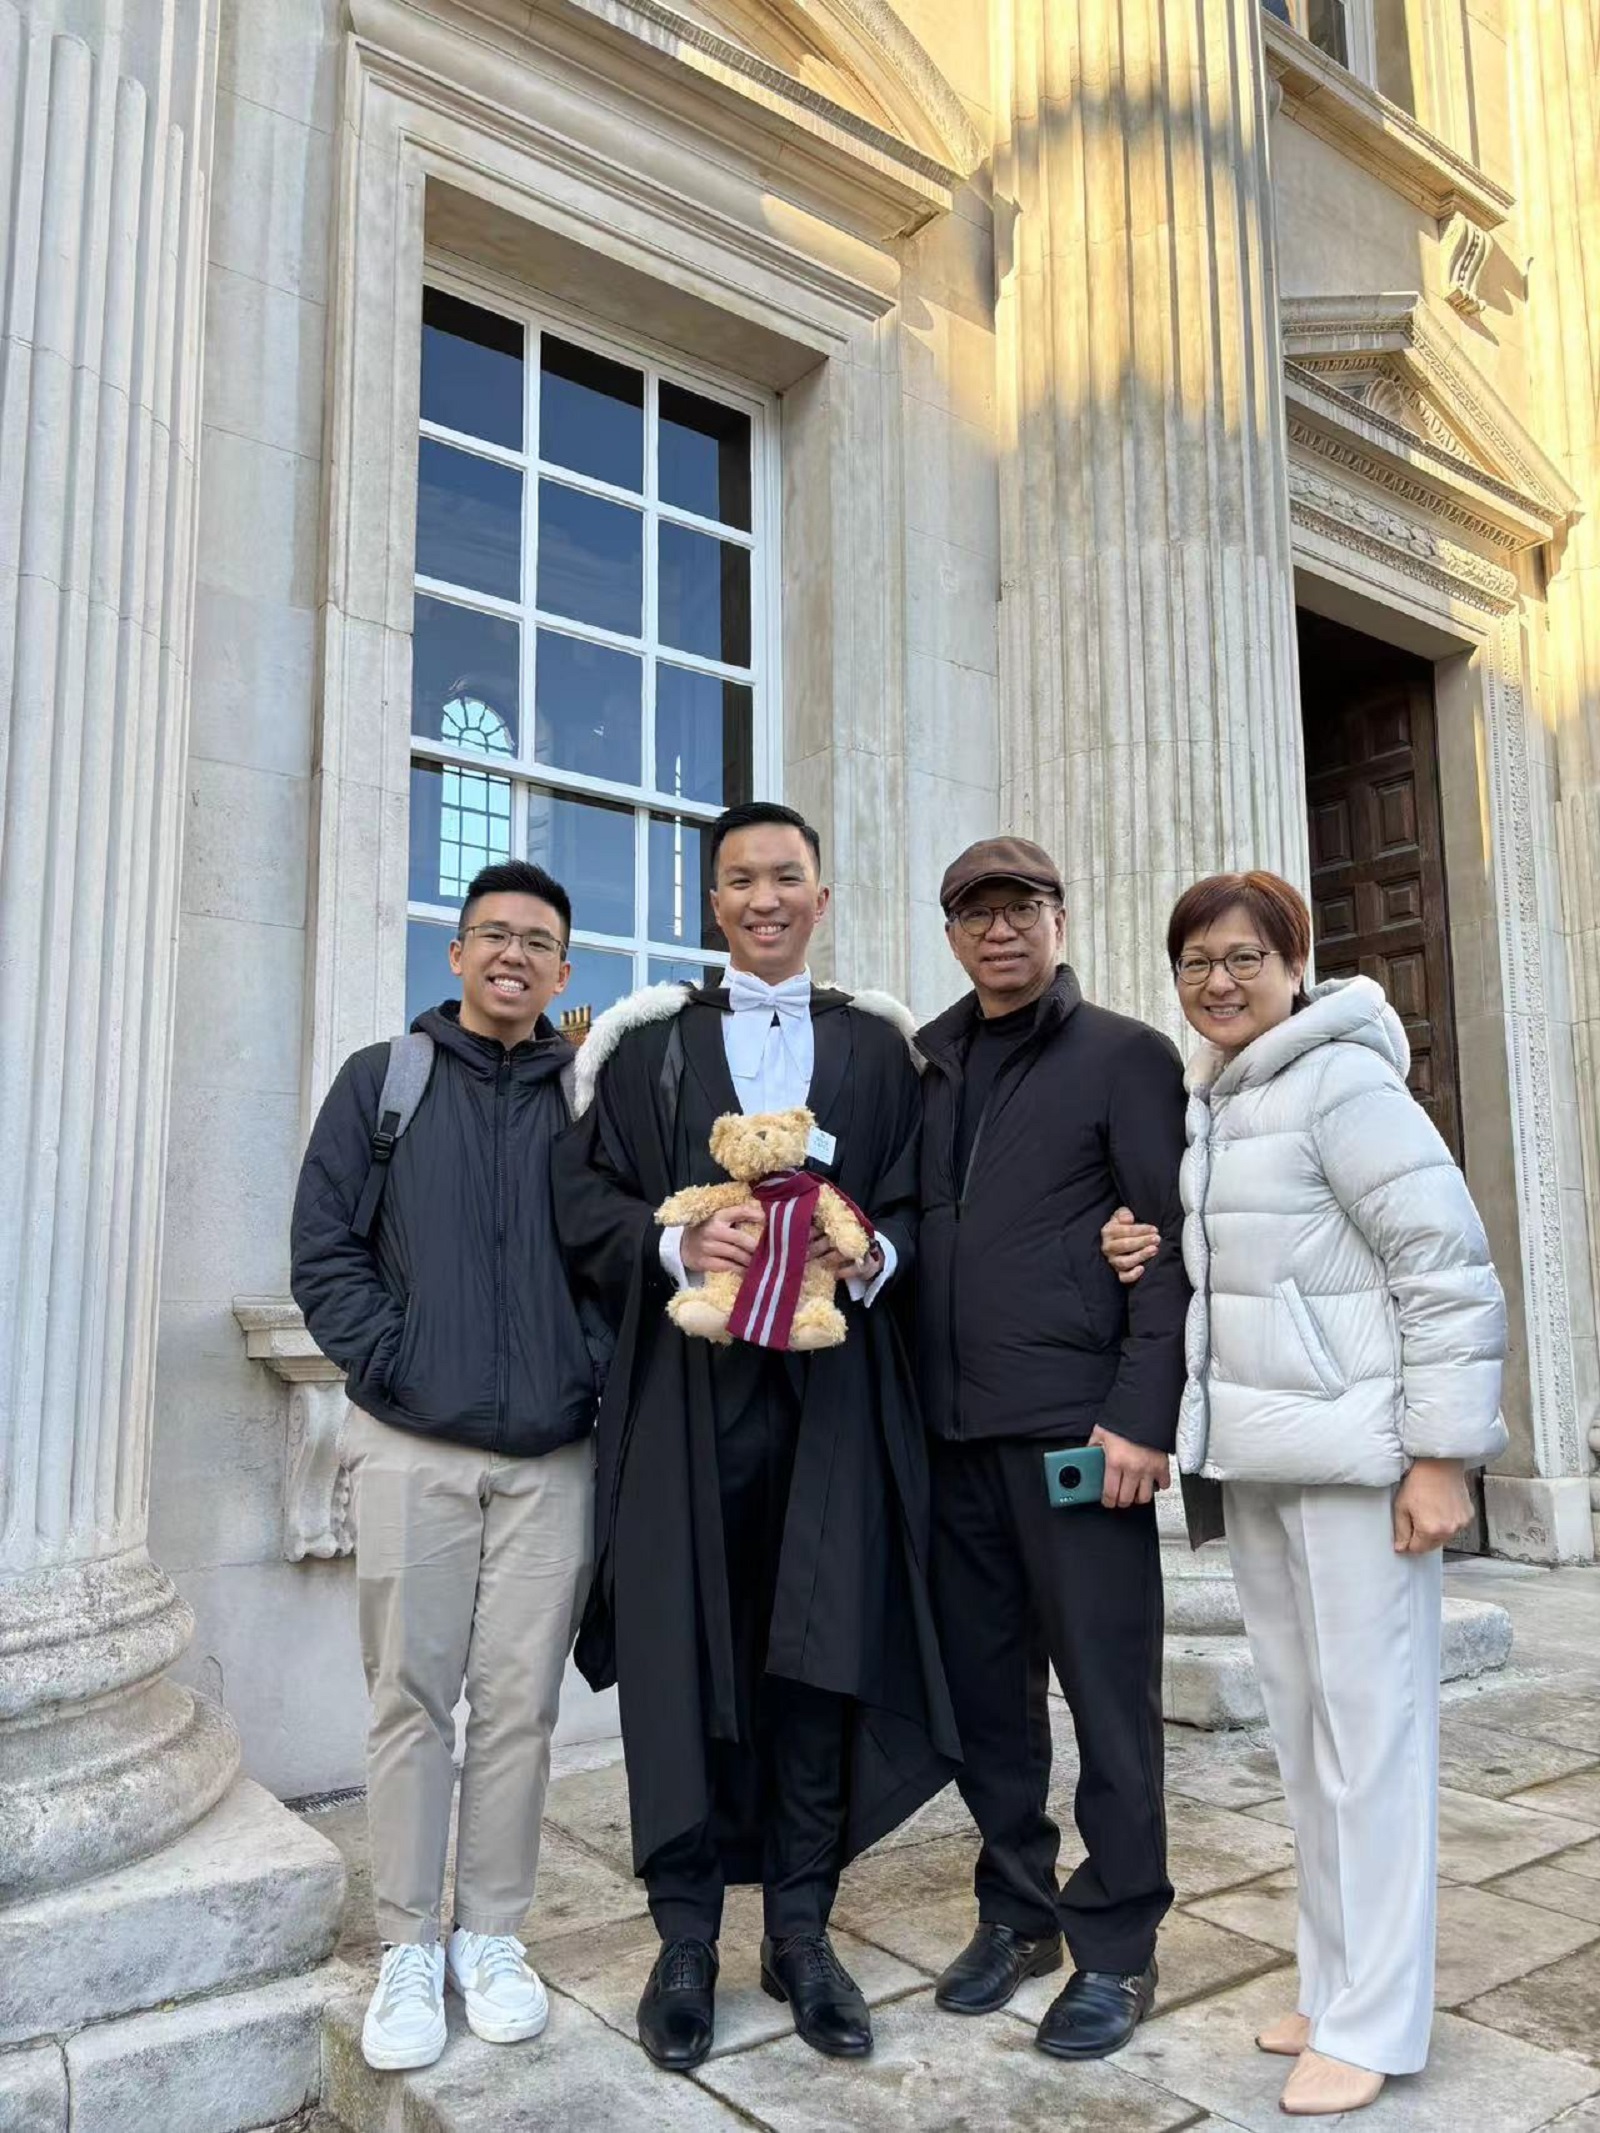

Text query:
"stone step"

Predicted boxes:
[[1165, 1595, 1514, 1729], [0, 1778, 345, 2048]]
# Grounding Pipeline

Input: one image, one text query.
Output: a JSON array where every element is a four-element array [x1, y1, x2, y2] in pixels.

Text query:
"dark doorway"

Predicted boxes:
[[1298, 610, 1462, 1159]]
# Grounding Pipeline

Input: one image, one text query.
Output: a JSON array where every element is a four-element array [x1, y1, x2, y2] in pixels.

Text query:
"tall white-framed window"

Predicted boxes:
[[404, 272, 780, 1027], [1280, 0, 1377, 82]]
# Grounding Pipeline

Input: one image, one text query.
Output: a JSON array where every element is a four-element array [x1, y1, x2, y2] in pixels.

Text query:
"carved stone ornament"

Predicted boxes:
[[1286, 458, 1519, 614], [1443, 210, 1491, 318], [233, 1299, 355, 1561]]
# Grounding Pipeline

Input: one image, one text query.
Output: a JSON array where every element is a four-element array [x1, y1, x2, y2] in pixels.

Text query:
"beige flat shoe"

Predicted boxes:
[[1280, 2049, 1385, 2117], [1256, 2011, 1312, 2057]]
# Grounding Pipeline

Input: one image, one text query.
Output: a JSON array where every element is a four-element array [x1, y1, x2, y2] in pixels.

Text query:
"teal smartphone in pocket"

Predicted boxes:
[[1043, 1444, 1106, 1508]]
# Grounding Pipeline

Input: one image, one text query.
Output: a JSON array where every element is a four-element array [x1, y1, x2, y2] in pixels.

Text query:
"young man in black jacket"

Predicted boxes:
[[291, 860, 596, 2074], [915, 837, 1190, 2064]]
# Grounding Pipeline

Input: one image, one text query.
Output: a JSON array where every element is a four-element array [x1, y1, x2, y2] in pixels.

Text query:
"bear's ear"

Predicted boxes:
[[783, 1106, 813, 1131], [708, 1111, 740, 1162]]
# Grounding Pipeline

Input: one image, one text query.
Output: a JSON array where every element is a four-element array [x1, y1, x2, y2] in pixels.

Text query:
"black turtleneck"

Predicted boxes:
[[953, 997, 1039, 1182]]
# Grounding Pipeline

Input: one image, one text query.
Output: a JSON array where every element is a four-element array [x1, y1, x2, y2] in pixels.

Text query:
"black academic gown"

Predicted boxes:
[[554, 982, 961, 1882]]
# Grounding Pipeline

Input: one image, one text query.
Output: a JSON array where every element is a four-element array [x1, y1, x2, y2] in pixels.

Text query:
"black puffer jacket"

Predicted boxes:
[[916, 967, 1190, 1450], [291, 1002, 597, 1456]]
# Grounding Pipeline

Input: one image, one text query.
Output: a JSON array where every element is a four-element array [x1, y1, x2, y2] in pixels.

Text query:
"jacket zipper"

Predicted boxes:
[[944, 1036, 1039, 1440], [493, 1054, 508, 1450]]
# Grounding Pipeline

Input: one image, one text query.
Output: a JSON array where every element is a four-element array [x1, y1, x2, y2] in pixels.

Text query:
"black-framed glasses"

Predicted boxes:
[[949, 896, 1055, 940], [1174, 946, 1279, 987], [459, 922, 568, 960]]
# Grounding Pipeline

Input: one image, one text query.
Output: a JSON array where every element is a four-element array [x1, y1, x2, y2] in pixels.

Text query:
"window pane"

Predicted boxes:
[[654, 664, 753, 807], [649, 957, 713, 988], [534, 630, 641, 783], [527, 789, 635, 937], [540, 335, 643, 492], [409, 758, 512, 904], [417, 440, 521, 601], [421, 288, 523, 450], [537, 480, 642, 637], [657, 523, 751, 666], [1305, 0, 1349, 63], [413, 595, 519, 757], [648, 812, 725, 950], [561, 945, 636, 1022], [406, 918, 459, 1025], [658, 383, 751, 530]]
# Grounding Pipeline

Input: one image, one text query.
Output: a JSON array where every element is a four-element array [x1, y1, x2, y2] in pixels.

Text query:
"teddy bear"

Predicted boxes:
[[656, 1106, 874, 1351]]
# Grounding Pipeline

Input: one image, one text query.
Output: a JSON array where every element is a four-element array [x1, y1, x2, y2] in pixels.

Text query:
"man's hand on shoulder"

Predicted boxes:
[[1089, 1423, 1170, 1508]]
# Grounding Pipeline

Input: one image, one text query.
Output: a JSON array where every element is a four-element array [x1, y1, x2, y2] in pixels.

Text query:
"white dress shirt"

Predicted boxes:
[[659, 967, 896, 1305]]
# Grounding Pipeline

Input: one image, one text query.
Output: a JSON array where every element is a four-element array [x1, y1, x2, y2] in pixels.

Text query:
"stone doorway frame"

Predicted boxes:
[[1279, 295, 1593, 1561]]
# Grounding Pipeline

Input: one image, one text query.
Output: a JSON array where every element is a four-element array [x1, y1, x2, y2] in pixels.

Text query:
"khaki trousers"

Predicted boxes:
[[344, 1407, 594, 1945]]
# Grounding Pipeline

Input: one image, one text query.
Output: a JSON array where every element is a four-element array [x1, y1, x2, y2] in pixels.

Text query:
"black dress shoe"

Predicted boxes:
[[760, 1932, 873, 2057], [637, 1938, 718, 2072], [935, 1923, 1064, 2014], [1035, 1960, 1157, 2060]]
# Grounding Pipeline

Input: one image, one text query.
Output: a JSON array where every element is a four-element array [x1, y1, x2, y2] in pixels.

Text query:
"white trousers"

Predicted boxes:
[[1225, 1481, 1441, 2075]]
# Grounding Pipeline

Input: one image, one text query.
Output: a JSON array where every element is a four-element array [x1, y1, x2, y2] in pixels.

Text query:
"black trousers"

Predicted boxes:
[[930, 1435, 1172, 1974], [647, 1371, 848, 1944]]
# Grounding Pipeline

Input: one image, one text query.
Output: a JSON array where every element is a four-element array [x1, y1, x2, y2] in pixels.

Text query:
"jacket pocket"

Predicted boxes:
[[383, 1293, 418, 1402], [1276, 1278, 1343, 1399]]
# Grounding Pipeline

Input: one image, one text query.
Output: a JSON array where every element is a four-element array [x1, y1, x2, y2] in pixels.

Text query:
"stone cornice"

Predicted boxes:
[[1283, 294, 1581, 539], [349, 0, 960, 242], [1287, 462, 1518, 616], [233, 1298, 342, 1386], [1263, 13, 1512, 229]]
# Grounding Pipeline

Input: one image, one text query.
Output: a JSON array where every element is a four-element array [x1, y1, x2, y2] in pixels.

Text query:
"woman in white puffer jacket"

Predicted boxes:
[[1106, 870, 1506, 2119]]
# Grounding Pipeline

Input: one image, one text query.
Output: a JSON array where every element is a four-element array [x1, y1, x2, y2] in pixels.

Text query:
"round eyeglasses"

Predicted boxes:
[[949, 897, 1054, 939], [1173, 946, 1280, 987]]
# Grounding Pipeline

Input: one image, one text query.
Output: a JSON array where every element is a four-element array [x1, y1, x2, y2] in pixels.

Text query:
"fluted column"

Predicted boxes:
[[0, 0, 236, 1900], [994, 0, 1305, 1036], [1519, 3, 1600, 1525]]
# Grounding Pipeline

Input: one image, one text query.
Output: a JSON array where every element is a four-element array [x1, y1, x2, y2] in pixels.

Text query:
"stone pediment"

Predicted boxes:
[[1282, 295, 1580, 553]]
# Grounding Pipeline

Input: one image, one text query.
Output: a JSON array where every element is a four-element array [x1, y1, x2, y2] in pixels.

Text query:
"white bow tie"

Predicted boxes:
[[724, 969, 813, 1094], [727, 969, 811, 1021]]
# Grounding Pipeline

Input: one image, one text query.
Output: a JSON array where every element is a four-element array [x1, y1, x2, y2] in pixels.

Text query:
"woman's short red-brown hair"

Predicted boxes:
[[1165, 871, 1313, 987]]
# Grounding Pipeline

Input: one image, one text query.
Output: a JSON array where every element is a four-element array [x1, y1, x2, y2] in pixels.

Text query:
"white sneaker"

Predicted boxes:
[[362, 1941, 447, 2071], [445, 1928, 550, 2044]]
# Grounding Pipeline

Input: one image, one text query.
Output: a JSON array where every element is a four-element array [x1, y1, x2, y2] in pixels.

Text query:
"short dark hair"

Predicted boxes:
[[708, 801, 822, 881], [1166, 870, 1312, 1005], [458, 860, 571, 944]]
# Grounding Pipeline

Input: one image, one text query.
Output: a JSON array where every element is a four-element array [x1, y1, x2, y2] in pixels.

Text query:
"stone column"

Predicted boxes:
[[994, 0, 1306, 1037], [0, 0, 238, 1901], [1517, 1, 1600, 1555]]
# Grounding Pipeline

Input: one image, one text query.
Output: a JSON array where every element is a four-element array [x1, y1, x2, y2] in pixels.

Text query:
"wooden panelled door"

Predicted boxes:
[[1299, 611, 1463, 1159]]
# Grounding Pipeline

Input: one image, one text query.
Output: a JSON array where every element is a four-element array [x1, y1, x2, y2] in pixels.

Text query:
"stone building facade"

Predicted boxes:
[[3, 0, 1598, 2082]]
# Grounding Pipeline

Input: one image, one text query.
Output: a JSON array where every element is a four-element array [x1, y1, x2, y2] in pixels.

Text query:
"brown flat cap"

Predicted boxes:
[[939, 835, 1064, 913]]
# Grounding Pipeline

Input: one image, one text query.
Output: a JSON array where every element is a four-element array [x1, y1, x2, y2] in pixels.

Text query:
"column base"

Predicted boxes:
[[1483, 1475, 1598, 1564], [0, 1774, 345, 2132], [0, 1551, 242, 1902]]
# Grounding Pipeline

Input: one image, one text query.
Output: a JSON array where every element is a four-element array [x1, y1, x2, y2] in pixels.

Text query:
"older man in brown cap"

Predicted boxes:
[[913, 837, 1190, 2063]]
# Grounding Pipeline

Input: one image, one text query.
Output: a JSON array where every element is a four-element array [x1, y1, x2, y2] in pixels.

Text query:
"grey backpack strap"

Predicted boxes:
[[351, 1032, 435, 1241]]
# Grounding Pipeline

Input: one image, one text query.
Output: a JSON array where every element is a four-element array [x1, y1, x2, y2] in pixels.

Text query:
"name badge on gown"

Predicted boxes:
[[805, 1123, 838, 1168]]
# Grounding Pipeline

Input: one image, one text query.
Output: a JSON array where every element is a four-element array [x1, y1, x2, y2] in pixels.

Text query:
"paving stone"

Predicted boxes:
[[0, 2044, 66, 2132], [1484, 1862, 1600, 1928], [533, 1889, 923, 2059], [1462, 1938, 1600, 2065], [1437, 1717, 1600, 1800], [694, 1990, 1201, 2130], [1547, 1839, 1600, 1884], [323, 1969, 743, 2131], [1507, 1769, 1600, 1827], [1187, 1869, 1298, 1954], [1163, 1795, 1295, 1895], [1112, 1971, 1600, 2131], [1162, 1726, 1285, 1811], [540, 1759, 636, 1876], [1449, 1677, 1600, 1758], [1244, 1787, 1597, 1884]]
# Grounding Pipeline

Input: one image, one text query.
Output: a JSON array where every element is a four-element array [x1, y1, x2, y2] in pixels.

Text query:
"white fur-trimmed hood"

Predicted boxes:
[[570, 979, 922, 1116]]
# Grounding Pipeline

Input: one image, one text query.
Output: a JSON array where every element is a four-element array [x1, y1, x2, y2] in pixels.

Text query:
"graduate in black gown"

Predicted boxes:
[[554, 802, 959, 2071]]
